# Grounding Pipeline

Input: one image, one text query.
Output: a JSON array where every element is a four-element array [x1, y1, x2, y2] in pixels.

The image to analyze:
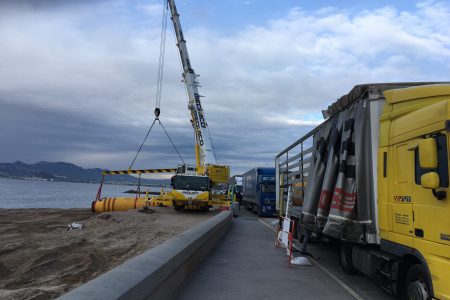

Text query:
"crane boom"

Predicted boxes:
[[91, 1, 230, 214], [167, 0, 215, 171]]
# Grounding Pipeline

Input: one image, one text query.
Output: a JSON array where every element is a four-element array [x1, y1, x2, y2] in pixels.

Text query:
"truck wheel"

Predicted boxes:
[[174, 204, 185, 211], [405, 264, 431, 300], [338, 242, 356, 274], [296, 223, 304, 243], [200, 206, 209, 212]]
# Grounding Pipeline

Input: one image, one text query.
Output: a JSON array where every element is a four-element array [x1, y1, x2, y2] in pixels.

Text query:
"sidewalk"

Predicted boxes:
[[178, 211, 355, 300]]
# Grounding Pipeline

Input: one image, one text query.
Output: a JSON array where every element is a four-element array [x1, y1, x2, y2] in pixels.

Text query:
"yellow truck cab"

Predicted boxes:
[[380, 84, 450, 299], [276, 83, 450, 299]]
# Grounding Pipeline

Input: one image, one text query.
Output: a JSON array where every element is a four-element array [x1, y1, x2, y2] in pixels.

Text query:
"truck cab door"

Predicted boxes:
[[389, 142, 415, 239], [412, 133, 450, 246], [411, 133, 450, 298]]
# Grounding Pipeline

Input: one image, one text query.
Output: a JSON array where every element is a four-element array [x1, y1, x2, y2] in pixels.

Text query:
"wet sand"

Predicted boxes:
[[0, 208, 213, 300]]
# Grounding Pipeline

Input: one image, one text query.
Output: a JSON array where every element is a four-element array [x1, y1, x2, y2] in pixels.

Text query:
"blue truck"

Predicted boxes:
[[241, 167, 276, 217]]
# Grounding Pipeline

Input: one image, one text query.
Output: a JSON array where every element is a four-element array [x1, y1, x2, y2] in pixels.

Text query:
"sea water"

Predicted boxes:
[[0, 178, 164, 209]]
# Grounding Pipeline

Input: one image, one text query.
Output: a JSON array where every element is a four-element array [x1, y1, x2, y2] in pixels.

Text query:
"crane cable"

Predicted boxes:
[[206, 126, 219, 164], [154, 0, 168, 116], [128, 118, 157, 170], [159, 120, 185, 164], [128, 0, 185, 170]]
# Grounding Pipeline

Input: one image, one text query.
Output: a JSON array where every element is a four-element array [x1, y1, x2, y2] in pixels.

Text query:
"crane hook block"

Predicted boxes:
[[154, 108, 161, 118]]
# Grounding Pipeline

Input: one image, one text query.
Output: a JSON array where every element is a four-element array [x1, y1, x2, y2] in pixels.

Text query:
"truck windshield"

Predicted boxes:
[[171, 175, 209, 191], [261, 183, 275, 193]]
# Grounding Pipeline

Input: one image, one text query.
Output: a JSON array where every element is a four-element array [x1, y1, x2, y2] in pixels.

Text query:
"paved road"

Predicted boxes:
[[296, 238, 395, 300], [178, 210, 362, 300]]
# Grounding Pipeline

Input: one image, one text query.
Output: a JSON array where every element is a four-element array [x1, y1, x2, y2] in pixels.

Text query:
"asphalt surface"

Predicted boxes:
[[295, 239, 395, 300], [178, 209, 374, 300]]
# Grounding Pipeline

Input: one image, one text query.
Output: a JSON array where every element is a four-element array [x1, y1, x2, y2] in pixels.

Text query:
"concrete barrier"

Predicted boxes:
[[59, 210, 232, 300]]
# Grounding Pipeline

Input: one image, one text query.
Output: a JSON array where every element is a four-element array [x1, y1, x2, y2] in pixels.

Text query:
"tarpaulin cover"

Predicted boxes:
[[301, 97, 376, 243]]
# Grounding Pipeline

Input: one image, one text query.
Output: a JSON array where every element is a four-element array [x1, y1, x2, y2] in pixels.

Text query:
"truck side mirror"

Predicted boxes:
[[419, 138, 438, 169], [421, 172, 440, 189], [418, 138, 446, 200]]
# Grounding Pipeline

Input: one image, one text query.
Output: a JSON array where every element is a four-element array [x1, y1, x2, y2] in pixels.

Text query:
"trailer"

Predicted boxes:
[[275, 83, 450, 299], [242, 167, 276, 217], [228, 175, 243, 193]]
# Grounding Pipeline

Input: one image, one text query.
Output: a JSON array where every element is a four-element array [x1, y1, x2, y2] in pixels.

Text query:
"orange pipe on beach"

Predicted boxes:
[[92, 197, 147, 213]]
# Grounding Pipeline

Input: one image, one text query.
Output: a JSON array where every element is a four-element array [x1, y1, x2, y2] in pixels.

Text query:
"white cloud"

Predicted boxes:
[[263, 116, 323, 127], [1, 1, 449, 174], [137, 3, 164, 16]]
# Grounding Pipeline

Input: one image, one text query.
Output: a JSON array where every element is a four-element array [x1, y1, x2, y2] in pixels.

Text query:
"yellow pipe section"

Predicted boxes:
[[92, 197, 146, 213], [92, 195, 173, 213]]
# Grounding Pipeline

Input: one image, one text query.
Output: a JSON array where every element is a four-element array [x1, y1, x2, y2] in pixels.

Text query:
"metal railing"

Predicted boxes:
[[275, 120, 330, 217]]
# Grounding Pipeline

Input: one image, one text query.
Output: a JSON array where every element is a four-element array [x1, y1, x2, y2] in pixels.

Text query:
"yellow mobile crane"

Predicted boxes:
[[92, 0, 230, 213], [162, 0, 230, 211]]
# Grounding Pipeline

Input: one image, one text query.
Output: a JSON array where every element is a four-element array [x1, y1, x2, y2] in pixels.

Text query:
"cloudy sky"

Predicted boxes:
[[1, 0, 449, 176]]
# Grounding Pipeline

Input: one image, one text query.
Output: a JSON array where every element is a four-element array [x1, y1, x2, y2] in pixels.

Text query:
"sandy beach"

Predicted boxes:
[[0, 207, 213, 300]]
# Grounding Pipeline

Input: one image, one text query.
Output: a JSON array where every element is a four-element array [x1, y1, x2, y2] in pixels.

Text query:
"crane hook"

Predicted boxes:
[[154, 108, 160, 119]]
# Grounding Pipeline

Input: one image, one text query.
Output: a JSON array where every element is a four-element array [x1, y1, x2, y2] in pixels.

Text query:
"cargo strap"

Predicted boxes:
[[128, 2, 184, 169], [128, 118, 158, 170]]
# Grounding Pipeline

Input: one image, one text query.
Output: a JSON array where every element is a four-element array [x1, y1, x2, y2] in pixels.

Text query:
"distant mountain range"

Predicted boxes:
[[0, 161, 170, 186]]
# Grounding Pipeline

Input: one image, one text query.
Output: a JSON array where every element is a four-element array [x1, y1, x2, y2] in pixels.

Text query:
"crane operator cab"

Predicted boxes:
[[176, 164, 197, 175], [171, 165, 210, 211], [171, 164, 231, 211], [171, 174, 209, 192], [170, 174, 210, 211]]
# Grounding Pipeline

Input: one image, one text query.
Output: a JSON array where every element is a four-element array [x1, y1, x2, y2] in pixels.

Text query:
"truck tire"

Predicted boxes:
[[296, 223, 305, 243], [338, 242, 356, 274], [174, 204, 185, 211], [257, 209, 263, 217], [404, 264, 431, 300]]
